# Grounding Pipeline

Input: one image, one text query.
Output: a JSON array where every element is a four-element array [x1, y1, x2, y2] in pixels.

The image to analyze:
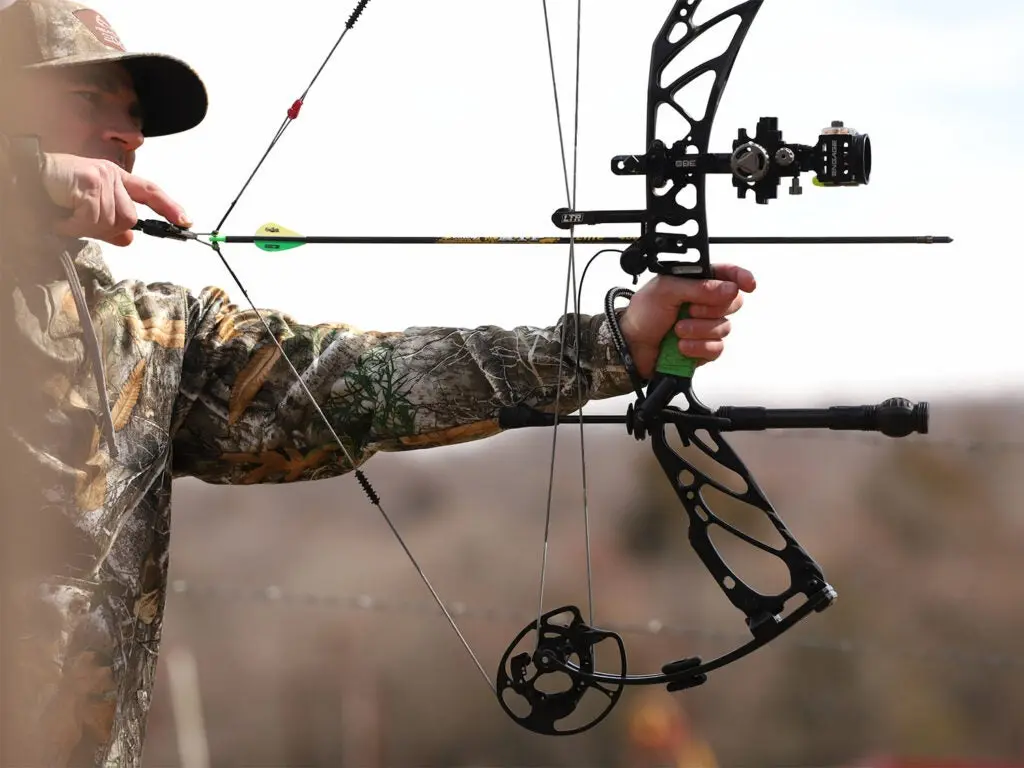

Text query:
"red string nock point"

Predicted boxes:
[[287, 99, 304, 120]]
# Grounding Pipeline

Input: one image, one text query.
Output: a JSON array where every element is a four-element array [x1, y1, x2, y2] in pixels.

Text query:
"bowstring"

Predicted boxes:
[[213, 1, 369, 235], [202, 0, 495, 694], [568, 0, 593, 632], [537, 0, 594, 636]]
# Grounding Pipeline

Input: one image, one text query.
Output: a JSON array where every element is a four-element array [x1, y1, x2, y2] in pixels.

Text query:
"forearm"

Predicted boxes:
[[172, 290, 633, 484]]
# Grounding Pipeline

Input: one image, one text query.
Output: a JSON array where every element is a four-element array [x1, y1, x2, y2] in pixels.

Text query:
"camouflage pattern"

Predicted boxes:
[[0, 0, 207, 137], [0, 218, 634, 765], [0, 0, 135, 70]]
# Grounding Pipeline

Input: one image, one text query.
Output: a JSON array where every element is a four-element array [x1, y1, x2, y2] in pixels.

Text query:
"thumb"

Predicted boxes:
[[38, 152, 79, 211], [109, 230, 135, 247]]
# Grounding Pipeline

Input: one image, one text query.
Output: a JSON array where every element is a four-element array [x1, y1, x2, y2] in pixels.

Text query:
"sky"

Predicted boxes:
[[15, 0, 1024, 410]]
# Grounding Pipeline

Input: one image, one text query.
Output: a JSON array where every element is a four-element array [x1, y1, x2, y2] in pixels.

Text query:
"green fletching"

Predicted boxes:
[[255, 239, 304, 252], [253, 222, 304, 252]]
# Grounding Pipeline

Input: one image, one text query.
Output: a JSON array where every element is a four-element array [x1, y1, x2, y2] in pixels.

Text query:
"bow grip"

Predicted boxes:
[[655, 303, 698, 378]]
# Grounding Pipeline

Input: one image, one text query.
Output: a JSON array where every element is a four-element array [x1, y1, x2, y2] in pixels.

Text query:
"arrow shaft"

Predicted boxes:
[[213, 234, 953, 246]]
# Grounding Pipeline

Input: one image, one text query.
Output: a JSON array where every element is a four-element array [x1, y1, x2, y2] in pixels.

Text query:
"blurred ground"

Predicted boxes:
[[139, 394, 1024, 767]]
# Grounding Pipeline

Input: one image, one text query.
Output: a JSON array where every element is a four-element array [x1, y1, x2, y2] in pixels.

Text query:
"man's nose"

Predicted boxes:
[[104, 114, 144, 153]]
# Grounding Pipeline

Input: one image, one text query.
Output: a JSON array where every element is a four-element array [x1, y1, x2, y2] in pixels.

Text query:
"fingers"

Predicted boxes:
[[121, 172, 191, 228], [651, 274, 744, 313], [675, 317, 730, 362], [688, 298, 743, 319], [618, 266, 754, 377], [675, 317, 731, 341], [650, 265, 756, 320], [711, 263, 757, 292], [50, 158, 138, 243], [42, 153, 189, 246], [109, 176, 137, 247], [678, 338, 725, 363], [108, 230, 135, 247]]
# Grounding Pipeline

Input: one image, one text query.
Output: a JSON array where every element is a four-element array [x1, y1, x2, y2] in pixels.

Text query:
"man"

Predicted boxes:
[[0, 0, 756, 764]]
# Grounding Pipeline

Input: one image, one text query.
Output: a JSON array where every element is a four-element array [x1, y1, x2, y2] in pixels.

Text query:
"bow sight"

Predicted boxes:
[[729, 118, 872, 200], [553, 116, 874, 279]]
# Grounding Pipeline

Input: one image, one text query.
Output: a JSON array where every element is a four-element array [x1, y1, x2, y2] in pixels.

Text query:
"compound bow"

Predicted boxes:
[[489, 0, 936, 735], [130, 0, 944, 738]]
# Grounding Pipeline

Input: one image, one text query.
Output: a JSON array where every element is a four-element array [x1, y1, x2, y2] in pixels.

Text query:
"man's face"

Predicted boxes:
[[4, 62, 144, 172]]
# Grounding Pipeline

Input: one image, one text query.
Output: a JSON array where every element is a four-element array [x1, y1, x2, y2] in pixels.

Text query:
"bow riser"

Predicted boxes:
[[639, 0, 766, 278]]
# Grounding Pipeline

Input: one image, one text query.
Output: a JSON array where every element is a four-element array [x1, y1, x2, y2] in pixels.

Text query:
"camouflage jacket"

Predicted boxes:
[[0, 219, 634, 765]]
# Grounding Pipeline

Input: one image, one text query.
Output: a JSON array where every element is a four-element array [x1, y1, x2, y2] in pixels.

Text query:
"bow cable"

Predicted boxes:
[[535, 0, 596, 638]]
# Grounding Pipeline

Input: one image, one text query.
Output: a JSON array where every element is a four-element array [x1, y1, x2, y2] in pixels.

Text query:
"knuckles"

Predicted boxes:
[[676, 318, 731, 340], [649, 274, 736, 304], [71, 159, 118, 195], [42, 153, 142, 243], [73, 165, 105, 195]]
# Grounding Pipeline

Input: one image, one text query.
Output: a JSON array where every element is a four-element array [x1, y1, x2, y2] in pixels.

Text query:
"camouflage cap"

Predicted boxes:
[[0, 0, 207, 137]]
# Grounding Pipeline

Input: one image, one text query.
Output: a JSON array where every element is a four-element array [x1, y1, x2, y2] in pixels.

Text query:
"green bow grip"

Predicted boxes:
[[654, 303, 697, 378]]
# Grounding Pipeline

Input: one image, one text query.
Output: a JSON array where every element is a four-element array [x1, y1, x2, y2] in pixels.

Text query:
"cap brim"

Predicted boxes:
[[121, 53, 208, 137], [25, 50, 208, 138]]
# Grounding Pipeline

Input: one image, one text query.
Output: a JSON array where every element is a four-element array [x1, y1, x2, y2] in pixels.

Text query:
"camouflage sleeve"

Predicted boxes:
[[171, 286, 635, 484]]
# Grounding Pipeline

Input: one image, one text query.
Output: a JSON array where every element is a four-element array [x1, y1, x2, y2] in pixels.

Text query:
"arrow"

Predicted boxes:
[[199, 222, 953, 249], [130, 220, 954, 248]]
